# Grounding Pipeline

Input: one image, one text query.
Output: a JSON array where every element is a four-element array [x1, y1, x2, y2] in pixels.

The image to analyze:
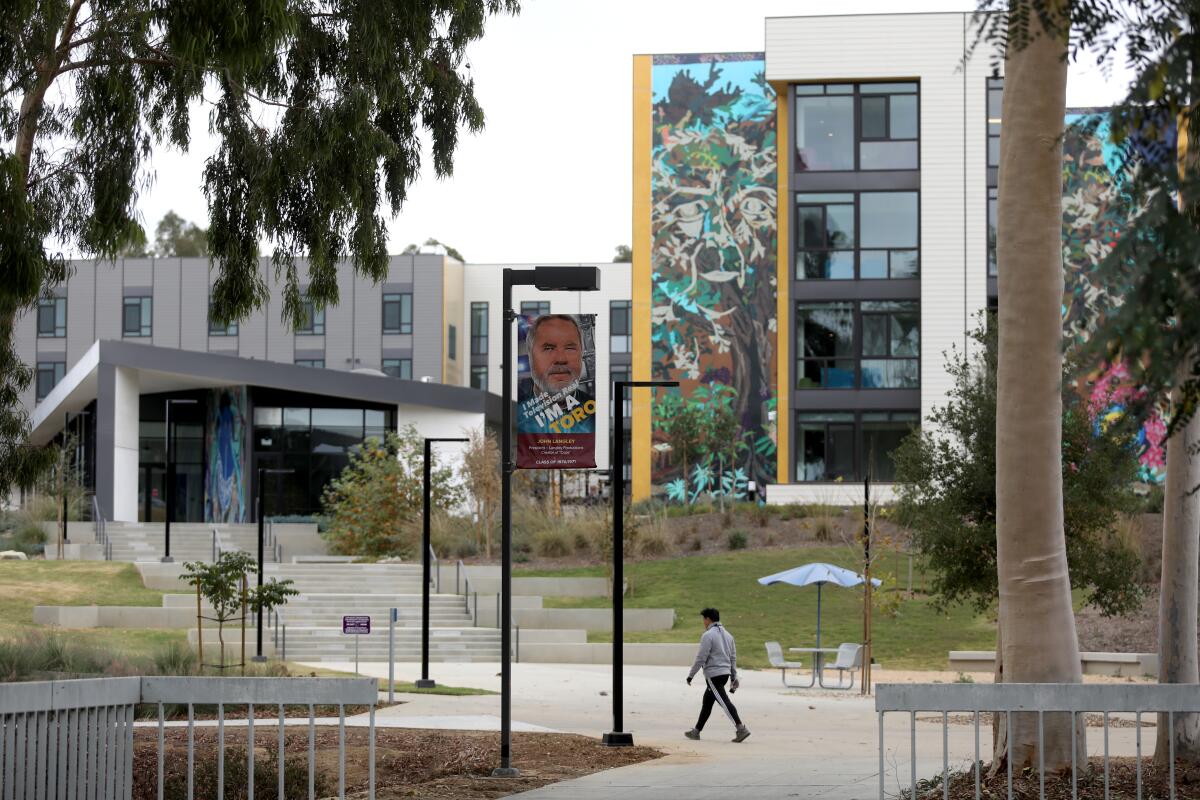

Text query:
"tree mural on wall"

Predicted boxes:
[[650, 55, 777, 489]]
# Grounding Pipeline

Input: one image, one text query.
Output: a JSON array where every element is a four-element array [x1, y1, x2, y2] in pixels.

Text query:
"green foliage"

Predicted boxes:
[[0, 0, 519, 493], [893, 316, 1144, 616], [658, 384, 749, 506], [613, 244, 632, 262], [182, 551, 297, 668], [726, 530, 748, 550], [321, 426, 462, 557], [153, 210, 207, 257], [532, 527, 573, 558], [402, 238, 465, 262]]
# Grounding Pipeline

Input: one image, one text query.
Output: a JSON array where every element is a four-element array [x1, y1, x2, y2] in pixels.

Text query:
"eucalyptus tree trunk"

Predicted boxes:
[[1155, 378, 1200, 767], [994, 0, 1084, 771]]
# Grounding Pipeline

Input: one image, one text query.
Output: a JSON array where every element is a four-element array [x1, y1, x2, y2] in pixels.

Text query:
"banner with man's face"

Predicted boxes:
[[517, 313, 598, 469]]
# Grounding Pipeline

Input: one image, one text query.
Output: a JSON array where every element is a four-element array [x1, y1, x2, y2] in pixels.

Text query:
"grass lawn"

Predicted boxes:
[[517, 546, 996, 671], [0, 561, 187, 656], [291, 663, 495, 695]]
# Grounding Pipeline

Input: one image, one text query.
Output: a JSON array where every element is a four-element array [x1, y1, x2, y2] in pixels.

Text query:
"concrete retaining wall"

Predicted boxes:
[[34, 605, 255, 629], [271, 523, 326, 558], [519, 642, 696, 666], [42, 543, 106, 561], [39, 521, 97, 543], [186, 629, 275, 659], [512, 608, 674, 632], [467, 576, 611, 598], [949, 650, 1158, 678]]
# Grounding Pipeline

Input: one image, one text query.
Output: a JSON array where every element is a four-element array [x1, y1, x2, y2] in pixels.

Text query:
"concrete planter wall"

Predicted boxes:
[[948, 650, 1158, 678], [512, 607, 675, 632], [519, 642, 697, 666]]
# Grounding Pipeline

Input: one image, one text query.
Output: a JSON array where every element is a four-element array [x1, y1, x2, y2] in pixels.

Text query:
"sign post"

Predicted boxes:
[[602, 380, 676, 747], [343, 615, 371, 675]]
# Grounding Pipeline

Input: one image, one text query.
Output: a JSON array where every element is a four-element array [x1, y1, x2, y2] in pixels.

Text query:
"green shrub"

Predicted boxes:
[[690, 537, 703, 551], [153, 641, 198, 676], [532, 528, 573, 558], [727, 530, 748, 550], [751, 504, 771, 528], [1137, 484, 1164, 514]]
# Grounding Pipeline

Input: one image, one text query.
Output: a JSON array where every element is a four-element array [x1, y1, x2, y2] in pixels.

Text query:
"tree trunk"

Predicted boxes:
[[995, 0, 1084, 772], [1154, 380, 1200, 767]]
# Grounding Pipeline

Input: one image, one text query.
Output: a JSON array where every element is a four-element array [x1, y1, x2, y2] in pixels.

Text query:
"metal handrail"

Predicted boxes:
[[91, 495, 110, 560], [428, 544, 440, 593], [455, 559, 478, 626]]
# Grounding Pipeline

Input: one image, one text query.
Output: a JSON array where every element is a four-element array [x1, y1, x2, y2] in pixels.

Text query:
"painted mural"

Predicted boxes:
[[205, 386, 248, 522], [1061, 111, 1172, 482], [650, 53, 777, 491]]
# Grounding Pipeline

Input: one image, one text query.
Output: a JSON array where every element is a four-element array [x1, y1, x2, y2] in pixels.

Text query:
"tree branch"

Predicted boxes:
[[55, 56, 174, 76]]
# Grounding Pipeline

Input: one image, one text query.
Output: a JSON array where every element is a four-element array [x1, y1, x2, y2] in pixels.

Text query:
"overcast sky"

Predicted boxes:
[[138, 0, 1134, 265]]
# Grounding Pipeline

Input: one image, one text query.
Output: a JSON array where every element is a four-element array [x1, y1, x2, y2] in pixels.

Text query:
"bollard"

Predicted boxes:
[[388, 607, 397, 704]]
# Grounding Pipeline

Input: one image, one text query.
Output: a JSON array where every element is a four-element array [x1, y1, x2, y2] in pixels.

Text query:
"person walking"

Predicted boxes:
[[685, 607, 750, 742]]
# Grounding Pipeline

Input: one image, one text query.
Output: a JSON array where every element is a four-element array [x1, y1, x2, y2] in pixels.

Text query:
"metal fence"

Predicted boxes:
[[876, 683, 1200, 800], [0, 675, 377, 800]]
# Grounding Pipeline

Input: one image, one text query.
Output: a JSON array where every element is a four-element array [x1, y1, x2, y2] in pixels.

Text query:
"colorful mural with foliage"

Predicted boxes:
[[649, 53, 777, 490], [1061, 111, 1173, 482], [205, 386, 247, 522]]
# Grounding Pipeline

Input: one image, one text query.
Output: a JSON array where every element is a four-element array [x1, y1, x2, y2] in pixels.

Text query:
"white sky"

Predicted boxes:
[[136, 0, 1134, 264]]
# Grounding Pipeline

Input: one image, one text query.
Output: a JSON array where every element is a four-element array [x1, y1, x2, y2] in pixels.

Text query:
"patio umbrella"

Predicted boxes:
[[757, 563, 882, 649]]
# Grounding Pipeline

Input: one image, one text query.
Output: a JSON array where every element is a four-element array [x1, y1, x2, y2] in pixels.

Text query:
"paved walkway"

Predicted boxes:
[[299, 661, 1149, 799]]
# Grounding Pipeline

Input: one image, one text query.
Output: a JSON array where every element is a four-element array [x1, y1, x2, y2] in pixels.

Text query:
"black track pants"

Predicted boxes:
[[695, 674, 742, 730]]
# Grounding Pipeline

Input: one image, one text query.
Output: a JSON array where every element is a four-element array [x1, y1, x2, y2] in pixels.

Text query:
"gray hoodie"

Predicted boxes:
[[688, 622, 738, 681]]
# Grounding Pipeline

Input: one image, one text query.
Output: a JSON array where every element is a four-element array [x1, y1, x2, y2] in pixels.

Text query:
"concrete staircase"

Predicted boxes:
[[105, 523, 281, 563], [166, 563, 502, 662]]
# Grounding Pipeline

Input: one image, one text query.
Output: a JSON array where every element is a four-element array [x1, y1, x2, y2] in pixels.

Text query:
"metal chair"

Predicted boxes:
[[821, 642, 863, 690], [764, 641, 810, 688]]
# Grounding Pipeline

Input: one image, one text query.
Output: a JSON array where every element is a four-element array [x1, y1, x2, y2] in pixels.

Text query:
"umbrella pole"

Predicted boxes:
[[816, 583, 822, 650]]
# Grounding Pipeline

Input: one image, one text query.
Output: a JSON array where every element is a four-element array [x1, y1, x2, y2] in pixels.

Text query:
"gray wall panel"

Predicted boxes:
[[93, 261, 123, 342], [411, 255, 443, 381], [324, 262, 354, 370], [152, 258, 182, 350], [66, 263, 95, 366], [179, 259, 207, 352]]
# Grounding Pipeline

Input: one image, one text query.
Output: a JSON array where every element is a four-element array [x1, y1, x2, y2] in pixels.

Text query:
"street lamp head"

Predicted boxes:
[[533, 266, 601, 292]]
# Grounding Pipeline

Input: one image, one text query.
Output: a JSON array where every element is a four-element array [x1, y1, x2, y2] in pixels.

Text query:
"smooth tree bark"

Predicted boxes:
[[1155, 377, 1200, 766], [995, 0, 1084, 771]]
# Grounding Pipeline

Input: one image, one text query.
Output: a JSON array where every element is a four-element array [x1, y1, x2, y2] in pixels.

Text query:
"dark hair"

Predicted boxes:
[[700, 607, 719, 622]]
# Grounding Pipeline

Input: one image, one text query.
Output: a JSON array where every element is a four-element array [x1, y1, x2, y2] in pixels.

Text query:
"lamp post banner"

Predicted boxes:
[[517, 313, 598, 469]]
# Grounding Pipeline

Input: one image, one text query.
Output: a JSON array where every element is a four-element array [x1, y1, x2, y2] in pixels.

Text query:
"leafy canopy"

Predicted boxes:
[[892, 317, 1144, 616], [0, 0, 518, 492], [321, 425, 463, 557]]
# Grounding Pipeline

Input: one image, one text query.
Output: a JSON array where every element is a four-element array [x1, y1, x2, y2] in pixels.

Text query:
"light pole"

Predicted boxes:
[[62, 410, 90, 546], [603, 380, 677, 747], [255, 467, 294, 661], [162, 398, 198, 563], [418, 437, 468, 689], [495, 265, 600, 777]]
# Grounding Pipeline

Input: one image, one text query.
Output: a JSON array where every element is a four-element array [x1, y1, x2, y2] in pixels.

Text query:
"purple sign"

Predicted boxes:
[[342, 615, 371, 635]]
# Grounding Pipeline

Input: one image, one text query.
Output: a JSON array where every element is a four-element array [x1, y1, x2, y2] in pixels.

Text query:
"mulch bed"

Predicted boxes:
[[136, 703, 396, 721], [132, 726, 662, 799], [908, 757, 1200, 800]]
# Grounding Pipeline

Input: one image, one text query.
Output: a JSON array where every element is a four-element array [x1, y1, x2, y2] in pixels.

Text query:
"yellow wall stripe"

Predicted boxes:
[[631, 55, 653, 502], [774, 82, 790, 485]]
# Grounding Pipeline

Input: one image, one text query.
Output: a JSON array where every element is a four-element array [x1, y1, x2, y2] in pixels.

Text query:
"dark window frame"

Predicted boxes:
[[794, 409, 919, 483], [795, 300, 920, 390], [382, 358, 412, 380], [382, 293, 413, 335], [610, 300, 632, 354], [35, 361, 66, 401], [294, 358, 325, 369], [794, 190, 921, 280], [448, 324, 457, 361], [470, 365, 489, 391], [37, 296, 67, 338], [208, 302, 238, 336], [296, 296, 325, 336], [470, 302, 489, 356], [794, 82, 921, 174], [987, 77, 1004, 169], [122, 296, 152, 338]]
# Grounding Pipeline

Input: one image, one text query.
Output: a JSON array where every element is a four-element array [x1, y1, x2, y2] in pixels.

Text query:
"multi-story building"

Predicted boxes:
[[21, 255, 630, 522], [23, 12, 1157, 522]]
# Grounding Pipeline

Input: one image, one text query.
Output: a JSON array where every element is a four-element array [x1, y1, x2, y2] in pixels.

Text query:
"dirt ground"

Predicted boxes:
[[131, 726, 662, 799], [917, 757, 1200, 800]]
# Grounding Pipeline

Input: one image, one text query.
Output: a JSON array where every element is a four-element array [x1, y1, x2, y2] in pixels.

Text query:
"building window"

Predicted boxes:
[[471, 302, 488, 355], [208, 303, 238, 336], [37, 297, 66, 338], [470, 366, 488, 391], [987, 78, 1003, 168], [610, 301, 632, 353], [610, 365, 632, 418], [295, 359, 324, 368], [123, 296, 152, 337], [296, 296, 325, 335], [796, 301, 919, 389], [796, 191, 919, 280], [520, 301, 550, 318], [448, 324, 457, 361], [382, 358, 412, 380], [796, 410, 918, 482], [383, 293, 413, 334], [35, 361, 66, 401], [987, 187, 998, 277], [795, 82, 919, 172]]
